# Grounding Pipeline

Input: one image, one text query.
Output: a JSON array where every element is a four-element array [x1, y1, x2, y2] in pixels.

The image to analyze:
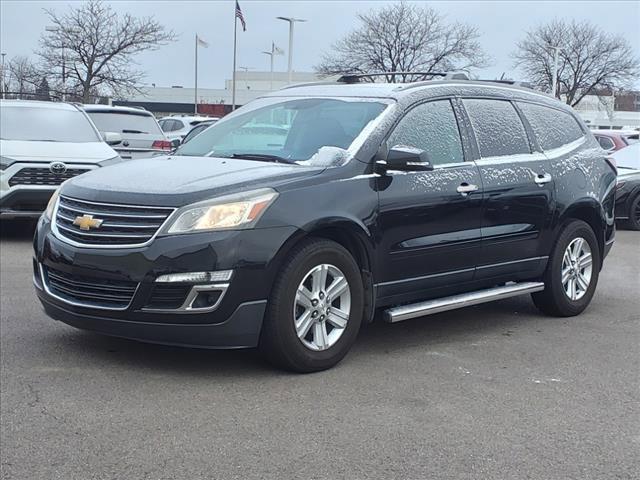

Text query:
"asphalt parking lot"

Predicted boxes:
[[0, 221, 638, 480]]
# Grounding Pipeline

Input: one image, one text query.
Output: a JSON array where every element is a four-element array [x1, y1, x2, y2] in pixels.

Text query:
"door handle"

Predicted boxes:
[[534, 173, 553, 186], [456, 183, 479, 196]]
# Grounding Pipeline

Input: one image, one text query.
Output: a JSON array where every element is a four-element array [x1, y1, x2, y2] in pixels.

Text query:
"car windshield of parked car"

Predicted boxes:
[[87, 111, 164, 135], [174, 97, 389, 165], [0, 105, 100, 143]]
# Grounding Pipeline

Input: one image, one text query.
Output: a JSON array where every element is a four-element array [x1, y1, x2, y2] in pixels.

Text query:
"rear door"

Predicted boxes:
[[375, 98, 484, 303], [461, 98, 555, 279]]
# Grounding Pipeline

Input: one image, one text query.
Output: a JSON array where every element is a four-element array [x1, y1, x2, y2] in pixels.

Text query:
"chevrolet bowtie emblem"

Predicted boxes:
[[73, 214, 104, 231]]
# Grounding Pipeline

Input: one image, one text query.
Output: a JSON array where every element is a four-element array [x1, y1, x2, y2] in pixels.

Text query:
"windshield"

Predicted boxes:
[[87, 111, 163, 135], [175, 97, 389, 165], [0, 105, 100, 142]]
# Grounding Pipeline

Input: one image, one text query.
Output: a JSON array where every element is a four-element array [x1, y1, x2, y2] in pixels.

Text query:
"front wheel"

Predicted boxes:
[[532, 220, 600, 317], [627, 194, 640, 231], [259, 238, 364, 372]]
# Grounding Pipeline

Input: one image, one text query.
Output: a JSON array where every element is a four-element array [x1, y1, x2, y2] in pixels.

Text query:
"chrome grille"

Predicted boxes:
[[54, 196, 175, 247], [9, 167, 90, 187], [43, 265, 138, 309]]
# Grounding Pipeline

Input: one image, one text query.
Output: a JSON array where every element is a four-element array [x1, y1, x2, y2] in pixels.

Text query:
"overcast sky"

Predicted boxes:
[[1, 0, 639, 89]]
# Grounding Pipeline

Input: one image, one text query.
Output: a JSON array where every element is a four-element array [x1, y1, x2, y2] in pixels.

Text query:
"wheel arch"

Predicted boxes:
[[556, 199, 606, 267]]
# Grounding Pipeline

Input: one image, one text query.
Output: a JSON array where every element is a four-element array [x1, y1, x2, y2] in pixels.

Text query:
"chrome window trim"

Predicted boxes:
[[51, 195, 176, 249], [140, 283, 229, 314], [39, 263, 139, 311]]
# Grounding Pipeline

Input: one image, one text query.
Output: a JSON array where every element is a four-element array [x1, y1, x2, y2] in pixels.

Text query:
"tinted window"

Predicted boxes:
[[596, 136, 615, 150], [518, 102, 584, 150], [159, 119, 179, 132], [387, 99, 464, 165], [182, 123, 210, 144], [0, 106, 99, 142], [464, 99, 530, 158], [87, 111, 163, 135]]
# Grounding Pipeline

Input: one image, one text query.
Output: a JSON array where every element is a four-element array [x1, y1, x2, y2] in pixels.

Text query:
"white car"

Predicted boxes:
[[0, 100, 122, 219], [158, 115, 219, 142], [84, 105, 173, 160], [612, 141, 640, 170]]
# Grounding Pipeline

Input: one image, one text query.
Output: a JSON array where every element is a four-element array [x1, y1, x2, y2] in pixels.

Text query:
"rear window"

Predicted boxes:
[[463, 99, 530, 158], [87, 111, 163, 135], [0, 105, 99, 143], [518, 102, 584, 151]]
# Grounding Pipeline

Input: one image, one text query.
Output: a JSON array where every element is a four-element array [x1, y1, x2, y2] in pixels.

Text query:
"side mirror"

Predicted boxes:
[[102, 132, 123, 146], [378, 145, 433, 172], [171, 138, 181, 149]]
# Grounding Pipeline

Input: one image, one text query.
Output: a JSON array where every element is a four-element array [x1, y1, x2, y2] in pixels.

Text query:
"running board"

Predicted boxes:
[[384, 282, 545, 323]]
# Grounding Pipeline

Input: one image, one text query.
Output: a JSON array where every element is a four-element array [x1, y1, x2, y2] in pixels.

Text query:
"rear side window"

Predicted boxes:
[[518, 102, 584, 151], [159, 119, 180, 132], [463, 99, 530, 158], [387, 99, 464, 165]]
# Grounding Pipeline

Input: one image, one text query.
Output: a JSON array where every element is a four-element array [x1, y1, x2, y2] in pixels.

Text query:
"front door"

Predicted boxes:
[[375, 98, 484, 303], [460, 98, 555, 279]]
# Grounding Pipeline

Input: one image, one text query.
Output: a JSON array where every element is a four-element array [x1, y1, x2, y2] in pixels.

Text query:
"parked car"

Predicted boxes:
[[158, 115, 218, 142], [181, 120, 217, 144], [83, 105, 172, 160], [613, 143, 640, 230], [592, 130, 639, 152], [33, 77, 616, 372], [1, 100, 121, 219]]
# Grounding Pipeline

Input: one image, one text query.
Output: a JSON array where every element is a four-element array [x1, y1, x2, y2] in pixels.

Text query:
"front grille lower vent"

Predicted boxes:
[[43, 266, 138, 309], [54, 196, 174, 247], [9, 168, 89, 187]]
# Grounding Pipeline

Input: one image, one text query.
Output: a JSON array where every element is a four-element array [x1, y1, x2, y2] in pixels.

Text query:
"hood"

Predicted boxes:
[[62, 155, 326, 206], [0, 140, 117, 163]]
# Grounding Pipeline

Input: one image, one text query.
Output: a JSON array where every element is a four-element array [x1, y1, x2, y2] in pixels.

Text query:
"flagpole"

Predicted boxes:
[[270, 43, 274, 91], [232, 7, 238, 111], [194, 34, 198, 114]]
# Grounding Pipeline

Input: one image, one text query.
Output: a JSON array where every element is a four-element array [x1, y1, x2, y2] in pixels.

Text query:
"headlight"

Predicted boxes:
[[99, 155, 123, 167], [0, 156, 17, 171], [162, 188, 278, 234], [44, 188, 61, 221]]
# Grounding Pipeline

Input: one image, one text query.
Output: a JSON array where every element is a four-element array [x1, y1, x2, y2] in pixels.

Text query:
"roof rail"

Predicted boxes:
[[337, 72, 469, 84], [279, 81, 341, 90], [478, 79, 534, 89]]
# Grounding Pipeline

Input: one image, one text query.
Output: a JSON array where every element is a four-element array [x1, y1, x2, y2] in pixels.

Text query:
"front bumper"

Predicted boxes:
[[34, 218, 297, 348]]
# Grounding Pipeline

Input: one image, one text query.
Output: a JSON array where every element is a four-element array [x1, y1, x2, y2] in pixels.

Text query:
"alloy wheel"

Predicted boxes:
[[293, 264, 351, 351], [561, 237, 593, 301]]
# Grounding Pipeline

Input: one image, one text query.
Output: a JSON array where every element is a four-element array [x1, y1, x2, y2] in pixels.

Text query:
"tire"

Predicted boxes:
[[259, 238, 364, 372], [532, 220, 600, 317], [627, 194, 640, 231]]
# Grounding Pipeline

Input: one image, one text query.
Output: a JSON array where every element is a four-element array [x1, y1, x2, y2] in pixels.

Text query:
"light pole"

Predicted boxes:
[[45, 25, 67, 101], [549, 45, 562, 99], [276, 17, 306, 84], [1, 53, 6, 99]]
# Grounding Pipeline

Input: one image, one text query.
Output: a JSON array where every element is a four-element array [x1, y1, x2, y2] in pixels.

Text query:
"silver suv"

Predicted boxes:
[[83, 105, 172, 160], [0, 100, 121, 219]]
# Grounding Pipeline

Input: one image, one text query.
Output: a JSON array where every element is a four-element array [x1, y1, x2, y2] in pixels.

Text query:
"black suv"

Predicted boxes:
[[33, 76, 617, 372]]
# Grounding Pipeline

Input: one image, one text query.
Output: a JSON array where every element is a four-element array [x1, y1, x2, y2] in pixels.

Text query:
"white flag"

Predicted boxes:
[[197, 35, 209, 48], [273, 42, 284, 55]]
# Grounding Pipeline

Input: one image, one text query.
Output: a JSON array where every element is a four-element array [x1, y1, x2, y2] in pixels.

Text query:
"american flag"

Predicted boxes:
[[235, 1, 246, 31]]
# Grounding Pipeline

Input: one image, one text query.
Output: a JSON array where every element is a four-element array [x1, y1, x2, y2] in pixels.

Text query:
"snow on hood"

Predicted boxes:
[[0, 139, 117, 162], [62, 155, 325, 207]]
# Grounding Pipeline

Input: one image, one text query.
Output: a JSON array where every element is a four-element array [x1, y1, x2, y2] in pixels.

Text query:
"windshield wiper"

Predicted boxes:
[[228, 153, 296, 164]]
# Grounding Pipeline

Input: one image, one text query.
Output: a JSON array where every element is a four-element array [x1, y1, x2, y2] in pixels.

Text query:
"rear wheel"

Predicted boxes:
[[259, 238, 364, 372], [628, 194, 640, 231], [532, 220, 600, 317]]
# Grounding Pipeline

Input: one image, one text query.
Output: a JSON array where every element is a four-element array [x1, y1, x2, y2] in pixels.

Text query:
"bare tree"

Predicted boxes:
[[315, 2, 488, 81], [37, 0, 176, 102], [7, 56, 41, 94], [513, 19, 639, 106]]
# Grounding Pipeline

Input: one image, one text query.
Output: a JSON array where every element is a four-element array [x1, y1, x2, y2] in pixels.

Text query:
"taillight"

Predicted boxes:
[[152, 140, 172, 151], [605, 156, 617, 174]]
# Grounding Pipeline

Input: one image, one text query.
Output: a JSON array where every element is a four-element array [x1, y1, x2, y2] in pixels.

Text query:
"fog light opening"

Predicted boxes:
[[190, 290, 223, 309]]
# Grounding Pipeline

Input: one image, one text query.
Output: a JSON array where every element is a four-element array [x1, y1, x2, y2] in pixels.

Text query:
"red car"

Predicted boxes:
[[592, 130, 639, 152]]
